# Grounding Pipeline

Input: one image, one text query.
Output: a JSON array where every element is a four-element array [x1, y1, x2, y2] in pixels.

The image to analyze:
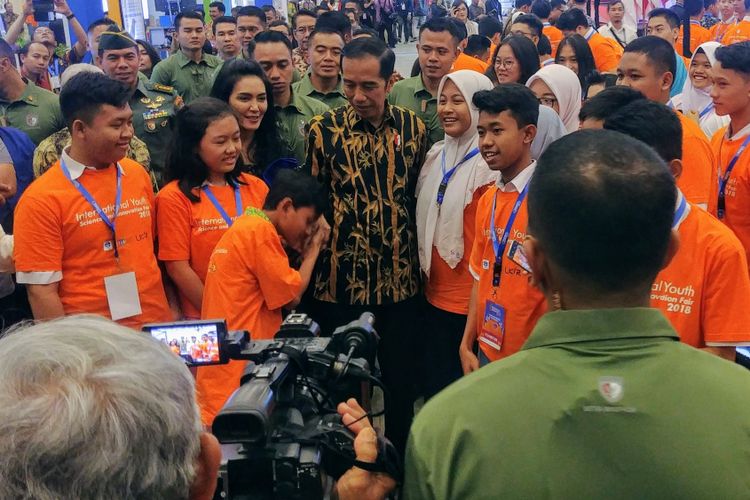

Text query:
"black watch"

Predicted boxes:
[[66, 13, 75, 20]]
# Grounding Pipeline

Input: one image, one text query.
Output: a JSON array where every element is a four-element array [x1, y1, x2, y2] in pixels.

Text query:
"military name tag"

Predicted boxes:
[[143, 109, 169, 121]]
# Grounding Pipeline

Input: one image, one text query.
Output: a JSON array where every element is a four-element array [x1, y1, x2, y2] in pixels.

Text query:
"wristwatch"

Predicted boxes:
[[66, 13, 75, 20]]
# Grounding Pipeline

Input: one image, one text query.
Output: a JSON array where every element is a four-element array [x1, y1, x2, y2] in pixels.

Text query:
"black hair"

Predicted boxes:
[[583, 70, 617, 95], [603, 100, 682, 162], [411, 57, 421, 77], [465, 34, 492, 56], [607, 0, 624, 8], [209, 1, 226, 13], [315, 5, 330, 15], [263, 169, 327, 215], [704, 0, 716, 6], [487, 34, 540, 85], [472, 83, 540, 127], [452, 0, 469, 9], [262, 5, 277, 14], [420, 12, 465, 43], [269, 20, 292, 34], [478, 15, 504, 39], [341, 36, 395, 81], [715, 41, 750, 75], [254, 29, 293, 51], [555, 8, 588, 30], [59, 72, 131, 128], [512, 13, 544, 36], [308, 27, 346, 46], [515, 0, 533, 8], [237, 6, 267, 26], [87, 18, 117, 34], [175, 10, 204, 31], [529, 129, 676, 294], [686, 0, 704, 16], [578, 85, 645, 121], [555, 35, 595, 91], [316, 11, 352, 38], [292, 9, 318, 29], [167, 97, 245, 202], [212, 15, 237, 35], [210, 59, 287, 175], [623, 36, 677, 78], [353, 26, 379, 38], [135, 39, 161, 67], [19, 41, 47, 58], [550, 0, 566, 9], [537, 33, 551, 56], [531, 0, 552, 18], [448, 17, 469, 41], [0, 39, 12, 60], [648, 7, 681, 29]]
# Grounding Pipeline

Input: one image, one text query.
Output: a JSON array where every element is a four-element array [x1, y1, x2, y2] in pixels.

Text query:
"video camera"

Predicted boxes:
[[143, 313, 400, 500]]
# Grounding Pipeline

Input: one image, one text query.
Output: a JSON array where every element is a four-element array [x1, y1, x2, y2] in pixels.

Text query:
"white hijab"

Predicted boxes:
[[531, 105, 567, 160], [672, 41, 729, 138], [526, 64, 582, 133], [416, 70, 495, 276]]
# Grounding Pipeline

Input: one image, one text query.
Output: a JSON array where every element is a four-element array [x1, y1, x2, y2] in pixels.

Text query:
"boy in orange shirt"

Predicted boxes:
[[617, 36, 716, 209], [13, 71, 170, 329], [196, 170, 329, 424], [531, 0, 564, 54], [676, 1, 712, 55], [458, 84, 546, 374], [604, 100, 750, 360], [709, 42, 750, 266], [723, 0, 750, 43], [556, 9, 623, 72]]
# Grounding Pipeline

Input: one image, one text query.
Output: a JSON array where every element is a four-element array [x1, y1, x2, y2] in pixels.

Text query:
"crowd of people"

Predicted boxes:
[[0, 0, 749, 497]]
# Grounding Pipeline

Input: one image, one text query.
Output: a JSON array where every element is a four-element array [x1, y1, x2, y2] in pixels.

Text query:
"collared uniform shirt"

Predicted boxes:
[[723, 15, 750, 44], [306, 103, 428, 305], [404, 307, 750, 499], [0, 80, 64, 145], [598, 22, 638, 47], [277, 88, 329, 165], [389, 75, 442, 148], [292, 73, 348, 110], [149, 50, 221, 104]]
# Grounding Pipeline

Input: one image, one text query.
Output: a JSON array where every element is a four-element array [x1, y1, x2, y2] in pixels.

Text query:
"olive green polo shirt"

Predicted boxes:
[[149, 50, 221, 104], [292, 73, 348, 110], [404, 308, 750, 499], [388, 75, 442, 148], [277, 89, 328, 164], [0, 81, 65, 145]]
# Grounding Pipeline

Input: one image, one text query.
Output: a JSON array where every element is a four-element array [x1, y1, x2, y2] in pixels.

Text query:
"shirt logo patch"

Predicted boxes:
[[26, 113, 38, 127], [482, 259, 490, 270], [598, 376, 624, 404]]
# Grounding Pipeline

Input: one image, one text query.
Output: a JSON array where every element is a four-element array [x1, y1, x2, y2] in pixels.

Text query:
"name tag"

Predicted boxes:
[[479, 300, 505, 351], [104, 272, 142, 321]]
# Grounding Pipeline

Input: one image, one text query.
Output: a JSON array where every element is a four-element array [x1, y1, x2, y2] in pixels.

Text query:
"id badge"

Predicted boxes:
[[507, 240, 532, 273], [104, 272, 142, 321], [479, 300, 505, 351]]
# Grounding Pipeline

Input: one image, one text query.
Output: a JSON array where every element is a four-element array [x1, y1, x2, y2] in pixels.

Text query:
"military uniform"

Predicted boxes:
[[292, 73, 348, 110], [277, 89, 329, 164], [150, 50, 222, 104], [388, 75, 442, 148], [0, 81, 65, 145], [131, 74, 182, 186]]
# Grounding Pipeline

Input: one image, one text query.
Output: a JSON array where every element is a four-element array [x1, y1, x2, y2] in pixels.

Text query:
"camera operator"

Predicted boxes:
[[0, 314, 388, 500], [196, 169, 330, 425]]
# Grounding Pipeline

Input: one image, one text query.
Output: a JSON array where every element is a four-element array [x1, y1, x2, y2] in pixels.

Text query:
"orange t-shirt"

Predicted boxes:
[[155, 173, 269, 318], [196, 211, 302, 424], [710, 126, 750, 266], [543, 24, 564, 57], [676, 23, 712, 56], [651, 197, 750, 347], [710, 19, 736, 43], [452, 52, 489, 74], [425, 186, 489, 315], [588, 31, 623, 73], [468, 183, 547, 363], [722, 18, 750, 44], [13, 158, 170, 329], [677, 112, 716, 207]]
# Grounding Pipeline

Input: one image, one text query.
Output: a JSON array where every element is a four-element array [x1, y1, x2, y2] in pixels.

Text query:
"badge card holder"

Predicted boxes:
[[479, 301, 505, 351]]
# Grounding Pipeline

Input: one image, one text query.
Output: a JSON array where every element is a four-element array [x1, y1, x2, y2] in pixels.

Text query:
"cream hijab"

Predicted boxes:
[[416, 70, 495, 276], [531, 105, 567, 160], [526, 64, 582, 133], [672, 41, 729, 138]]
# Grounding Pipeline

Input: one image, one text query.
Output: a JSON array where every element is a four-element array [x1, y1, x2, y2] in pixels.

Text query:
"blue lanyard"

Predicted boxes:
[[61, 159, 122, 259], [699, 102, 714, 118], [202, 184, 242, 227], [672, 193, 687, 228], [489, 183, 529, 287], [437, 147, 480, 205], [718, 134, 750, 219]]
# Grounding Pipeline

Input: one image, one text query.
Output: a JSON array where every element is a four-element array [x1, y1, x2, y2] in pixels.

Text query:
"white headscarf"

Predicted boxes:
[[416, 70, 495, 276], [671, 41, 729, 138], [526, 64, 582, 133], [531, 105, 567, 160]]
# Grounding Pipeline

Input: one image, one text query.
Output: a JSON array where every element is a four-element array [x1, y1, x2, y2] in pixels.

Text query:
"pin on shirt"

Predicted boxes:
[[394, 132, 401, 150]]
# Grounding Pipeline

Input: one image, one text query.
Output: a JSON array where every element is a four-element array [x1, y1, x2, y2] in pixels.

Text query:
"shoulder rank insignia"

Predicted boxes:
[[151, 83, 175, 93]]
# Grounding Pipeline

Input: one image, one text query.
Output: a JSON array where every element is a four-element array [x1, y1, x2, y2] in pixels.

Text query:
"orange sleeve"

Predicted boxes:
[[679, 116, 716, 207], [702, 232, 750, 344], [155, 185, 192, 262], [469, 189, 492, 279], [13, 190, 64, 274], [251, 224, 302, 310], [592, 37, 622, 73]]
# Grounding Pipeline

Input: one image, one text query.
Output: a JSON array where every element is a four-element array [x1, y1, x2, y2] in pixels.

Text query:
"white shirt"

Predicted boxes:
[[598, 23, 638, 46], [496, 161, 536, 192]]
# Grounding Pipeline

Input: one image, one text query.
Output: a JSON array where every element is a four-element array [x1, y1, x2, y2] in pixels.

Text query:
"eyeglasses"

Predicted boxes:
[[538, 96, 558, 107], [495, 59, 517, 69]]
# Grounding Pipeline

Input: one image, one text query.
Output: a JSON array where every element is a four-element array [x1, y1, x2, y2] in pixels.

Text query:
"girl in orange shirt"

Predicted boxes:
[[155, 98, 269, 319], [416, 70, 496, 399], [210, 59, 293, 178]]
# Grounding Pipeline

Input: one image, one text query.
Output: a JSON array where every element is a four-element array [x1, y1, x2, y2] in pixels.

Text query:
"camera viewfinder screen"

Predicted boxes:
[[149, 323, 221, 366]]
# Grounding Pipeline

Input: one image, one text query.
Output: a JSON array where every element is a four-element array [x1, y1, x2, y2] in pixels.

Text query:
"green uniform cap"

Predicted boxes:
[[98, 27, 137, 51]]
